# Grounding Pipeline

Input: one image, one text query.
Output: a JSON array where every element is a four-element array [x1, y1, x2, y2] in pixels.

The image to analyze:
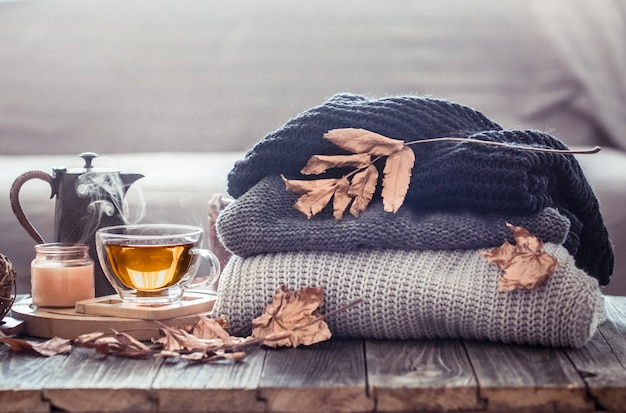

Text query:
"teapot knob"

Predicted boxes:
[[79, 152, 99, 169]]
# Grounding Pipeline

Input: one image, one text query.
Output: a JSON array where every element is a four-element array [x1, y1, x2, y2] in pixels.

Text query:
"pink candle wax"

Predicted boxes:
[[31, 263, 95, 307], [31, 243, 95, 308]]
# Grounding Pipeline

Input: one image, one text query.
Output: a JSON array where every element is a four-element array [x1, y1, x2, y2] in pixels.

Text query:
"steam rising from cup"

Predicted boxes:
[[76, 170, 146, 246]]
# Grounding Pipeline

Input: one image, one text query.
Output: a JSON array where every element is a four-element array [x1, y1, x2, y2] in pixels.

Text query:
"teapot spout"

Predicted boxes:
[[120, 173, 144, 191]]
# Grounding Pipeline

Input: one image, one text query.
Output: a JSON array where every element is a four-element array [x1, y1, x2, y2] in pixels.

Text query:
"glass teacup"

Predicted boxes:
[[95, 224, 220, 305]]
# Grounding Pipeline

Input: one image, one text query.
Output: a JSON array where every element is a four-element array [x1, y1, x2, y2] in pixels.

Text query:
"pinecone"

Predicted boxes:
[[0, 253, 17, 321]]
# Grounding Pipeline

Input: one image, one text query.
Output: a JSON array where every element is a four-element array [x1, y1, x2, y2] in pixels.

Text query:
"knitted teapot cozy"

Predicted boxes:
[[226, 93, 614, 286]]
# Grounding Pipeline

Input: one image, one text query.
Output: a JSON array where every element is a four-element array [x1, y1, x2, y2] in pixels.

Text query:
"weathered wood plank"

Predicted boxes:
[[41, 346, 163, 412], [259, 339, 373, 413], [565, 332, 626, 412], [602, 295, 626, 365], [152, 346, 267, 412], [465, 341, 594, 412], [366, 339, 484, 412], [0, 344, 60, 413], [565, 295, 626, 412]]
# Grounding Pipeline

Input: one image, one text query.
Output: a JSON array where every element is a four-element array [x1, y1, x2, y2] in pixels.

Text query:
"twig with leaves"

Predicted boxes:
[[283, 128, 601, 220]]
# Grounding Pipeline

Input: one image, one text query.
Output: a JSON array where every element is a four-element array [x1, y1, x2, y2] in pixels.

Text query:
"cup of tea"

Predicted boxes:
[[95, 224, 221, 305]]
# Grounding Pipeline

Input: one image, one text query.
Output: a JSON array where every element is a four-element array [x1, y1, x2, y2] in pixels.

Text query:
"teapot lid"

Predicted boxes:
[[54, 152, 120, 175]]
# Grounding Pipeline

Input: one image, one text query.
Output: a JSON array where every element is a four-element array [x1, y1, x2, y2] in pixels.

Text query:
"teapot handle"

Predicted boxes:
[[9, 170, 55, 244]]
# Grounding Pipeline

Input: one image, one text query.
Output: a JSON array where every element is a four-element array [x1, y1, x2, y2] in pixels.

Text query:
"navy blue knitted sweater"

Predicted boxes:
[[227, 94, 614, 286]]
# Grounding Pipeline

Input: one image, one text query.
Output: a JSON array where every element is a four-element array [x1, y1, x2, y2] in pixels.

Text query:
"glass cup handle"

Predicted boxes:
[[186, 248, 222, 290]]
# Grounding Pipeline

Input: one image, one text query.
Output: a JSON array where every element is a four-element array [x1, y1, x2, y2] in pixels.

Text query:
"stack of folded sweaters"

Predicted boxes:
[[210, 94, 614, 348]]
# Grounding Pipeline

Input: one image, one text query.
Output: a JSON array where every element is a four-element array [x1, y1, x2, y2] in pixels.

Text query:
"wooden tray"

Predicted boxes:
[[75, 291, 216, 320], [10, 293, 216, 341]]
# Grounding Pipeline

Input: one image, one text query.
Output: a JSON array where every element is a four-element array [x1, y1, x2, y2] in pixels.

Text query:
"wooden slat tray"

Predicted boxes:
[[75, 291, 216, 320], [10, 292, 216, 341]]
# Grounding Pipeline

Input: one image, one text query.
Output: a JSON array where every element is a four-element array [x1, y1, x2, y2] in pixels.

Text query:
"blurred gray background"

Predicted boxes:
[[1, 0, 624, 154]]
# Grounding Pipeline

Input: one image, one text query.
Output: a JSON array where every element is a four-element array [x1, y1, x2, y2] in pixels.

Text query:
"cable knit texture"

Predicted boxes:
[[218, 175, 573, 256], [211, 244, 605, 348], [227, 94, 614, 285]]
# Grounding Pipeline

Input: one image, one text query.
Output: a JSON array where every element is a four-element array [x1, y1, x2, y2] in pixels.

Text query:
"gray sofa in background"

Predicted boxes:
[[1, 0, 625, 295]]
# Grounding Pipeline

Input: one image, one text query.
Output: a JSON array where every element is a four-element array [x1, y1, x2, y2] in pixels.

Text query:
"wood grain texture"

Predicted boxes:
[[259, 340, 374, 412], [0, 344, 62, 412], [602, 296, 626, 364], [41, 346, 163, 412], [564, 296, 626, 412], [465, 341, 594, 412], [152, 346, 267, 412], [366, 339, 484, 412]]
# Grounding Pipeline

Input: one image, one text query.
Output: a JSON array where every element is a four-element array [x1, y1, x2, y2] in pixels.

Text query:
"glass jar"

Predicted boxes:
[[31, 243, 95, 307]]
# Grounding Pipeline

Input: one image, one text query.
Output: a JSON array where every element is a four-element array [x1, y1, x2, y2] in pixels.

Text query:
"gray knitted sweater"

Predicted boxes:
[[217, 175, 572, 257], [211, 244, 605, 348]]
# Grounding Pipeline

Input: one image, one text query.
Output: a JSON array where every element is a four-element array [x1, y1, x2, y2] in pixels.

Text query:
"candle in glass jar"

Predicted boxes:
[[31, 243, 95, 308]]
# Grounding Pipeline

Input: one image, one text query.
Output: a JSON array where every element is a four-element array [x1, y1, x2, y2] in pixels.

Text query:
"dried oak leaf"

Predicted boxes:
[[252, 286, 332, 348], [0, 333, 71, 357], [381, 146, 415, 213], [481, 223, 559, 291], [324, 128, 404, 156]]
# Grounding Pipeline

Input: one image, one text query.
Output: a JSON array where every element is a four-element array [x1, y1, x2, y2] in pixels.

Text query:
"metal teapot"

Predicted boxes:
[[10, 152, 144, 297]]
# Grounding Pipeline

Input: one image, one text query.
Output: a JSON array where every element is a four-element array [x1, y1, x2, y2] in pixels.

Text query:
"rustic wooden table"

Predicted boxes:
[[1, 295, 625, 413]]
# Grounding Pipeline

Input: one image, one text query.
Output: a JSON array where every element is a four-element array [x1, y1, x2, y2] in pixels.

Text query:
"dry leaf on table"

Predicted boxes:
[[75, 330, 152, 358], [481, 223, 559, 291], [192, 316, 232, 342], [0, 333, 71, 357], [252, 285, 332, 348]]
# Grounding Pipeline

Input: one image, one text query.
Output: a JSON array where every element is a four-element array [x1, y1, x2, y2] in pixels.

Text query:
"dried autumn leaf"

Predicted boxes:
[[0, 334, 71, 357], [283, 177, 339, 218], [31, 337, 73, 357], [381, 146, 415, 213], [0, 334, 33, 352], [333, 177, 352, 220], [155, 322, 208, 352], [191, 351, 247, 364], [112, 331, 153, 358], [252, 286, 332, 348], [75, 332, 151, 358], [481, 223, 559, 291], [192, 316, 232, 344], [348, 164, 379, 217], [301, 154, 372, 175], [74, 331, 106, 347], [324, 128, 405, 156]]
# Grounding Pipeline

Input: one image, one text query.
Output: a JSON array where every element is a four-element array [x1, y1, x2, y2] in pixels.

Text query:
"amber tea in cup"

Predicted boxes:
[[96, 224, 220, 305]]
